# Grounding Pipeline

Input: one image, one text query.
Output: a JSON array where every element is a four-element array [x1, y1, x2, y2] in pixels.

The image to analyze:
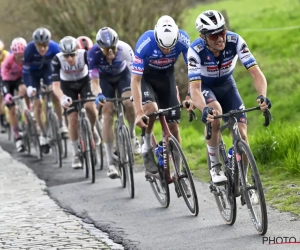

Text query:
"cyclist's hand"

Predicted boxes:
[[4, 93, 13, 104], [257, 95, 271, 112], [95, 93, 106, 106], [183, 100, 194, 112], [202, 107, 214, 123], [27, 86, 37, 97], [60, 95, 72, 108], [135, 111, 148, 128]]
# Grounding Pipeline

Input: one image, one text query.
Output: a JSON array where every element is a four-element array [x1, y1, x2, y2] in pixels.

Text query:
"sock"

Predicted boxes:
[[207, 145, 221, 168], [12, 126, 20, 139], [104, 142, 114, 166], [71, 140, 79, 156], [142, 133, 152, 152]]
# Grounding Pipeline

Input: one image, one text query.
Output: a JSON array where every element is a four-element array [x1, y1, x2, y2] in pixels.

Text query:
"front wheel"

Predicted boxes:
[[169, 135, 199, 216], [95, 119, 104, 170], [237, 140, 268, 235]]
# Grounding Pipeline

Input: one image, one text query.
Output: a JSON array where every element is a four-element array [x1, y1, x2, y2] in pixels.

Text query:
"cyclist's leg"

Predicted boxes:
[[201, 84, 226, 183], [61, 81, 82, 168], [0, 76, 6, 131], [44, 67, 66, 134], [140, 75, 159, 173], [100, 76, 119, 177], [117, 68, 141, 154]]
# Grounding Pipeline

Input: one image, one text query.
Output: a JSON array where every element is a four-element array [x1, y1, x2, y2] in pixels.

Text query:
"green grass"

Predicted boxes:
[[173, 0, 300, 215]]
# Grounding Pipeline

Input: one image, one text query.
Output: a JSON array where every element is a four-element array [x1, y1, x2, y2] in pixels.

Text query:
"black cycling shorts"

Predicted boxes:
[[100, 67, 131, 98], [201, 76, 246, 123], [141, 67, 180, 123], [61, 75, 94, 115], [2, 78, 23, 96]]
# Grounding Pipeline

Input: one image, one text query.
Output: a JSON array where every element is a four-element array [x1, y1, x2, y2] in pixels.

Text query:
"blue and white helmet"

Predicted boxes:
[[195, 10, 225, 34]]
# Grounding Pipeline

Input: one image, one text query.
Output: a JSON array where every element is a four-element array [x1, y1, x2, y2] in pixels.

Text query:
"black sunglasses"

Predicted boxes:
[[63, 53, 76, 58]]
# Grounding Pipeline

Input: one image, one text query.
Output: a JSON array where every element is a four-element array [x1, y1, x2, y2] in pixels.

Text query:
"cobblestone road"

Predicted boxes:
[[0, 147, 115, 250]]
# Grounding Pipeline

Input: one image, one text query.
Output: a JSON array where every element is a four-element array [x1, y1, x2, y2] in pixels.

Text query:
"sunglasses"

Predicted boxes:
[[101, 46, 117, 55], [63, 53, 76, 58], [206, 30, 227, 41], [35, 42, 49, 48]]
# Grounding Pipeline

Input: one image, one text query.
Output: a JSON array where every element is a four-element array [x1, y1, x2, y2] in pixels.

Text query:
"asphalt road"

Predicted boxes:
[[1, 133, 299, 250]]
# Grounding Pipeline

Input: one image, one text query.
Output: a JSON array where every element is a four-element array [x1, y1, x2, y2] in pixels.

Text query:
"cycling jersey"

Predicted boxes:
[[22, 40, 60, 88], [0, 50, 9, 68], [87, 40, 133, 77], [187, 31, 257, 86], [52, 49, 88, 82], [132, 29, 190, 75], [1, 54, 22, 81]]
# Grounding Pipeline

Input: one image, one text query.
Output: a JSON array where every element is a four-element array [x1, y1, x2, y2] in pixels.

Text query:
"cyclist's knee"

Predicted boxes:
[[85, 102, 96, 116], [168, 122, 179, 134], [238, 123, 248, 142], [67, 112, 78, 125], [18, 84, 27, 96], [143, 102, 158, 114]]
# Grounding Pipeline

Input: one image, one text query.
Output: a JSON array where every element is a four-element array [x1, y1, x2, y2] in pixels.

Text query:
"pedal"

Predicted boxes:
[[209, 183, 220, 196], [145, 175, 153, 182]]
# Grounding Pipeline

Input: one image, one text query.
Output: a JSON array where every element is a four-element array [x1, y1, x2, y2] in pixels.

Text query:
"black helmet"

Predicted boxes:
[[59, 36, 78, 54], [32, 27, 51, 43], [96, 27, 119, 48]]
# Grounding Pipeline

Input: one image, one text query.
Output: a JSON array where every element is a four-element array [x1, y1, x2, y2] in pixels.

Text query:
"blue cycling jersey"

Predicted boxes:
[[187, 31, 257, 86], [22, 40, 60, 86], [132, 29, 190, 75]]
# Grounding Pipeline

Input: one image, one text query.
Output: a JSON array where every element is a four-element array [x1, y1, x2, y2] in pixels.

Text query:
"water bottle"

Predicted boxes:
[[228, 147, 233, 159], [155, 141, 164, 167]]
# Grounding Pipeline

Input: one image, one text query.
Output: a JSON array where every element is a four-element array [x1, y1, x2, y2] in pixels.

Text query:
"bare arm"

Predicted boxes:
[[248, 66, 267, 96], [131, 74, 143, 115], [91, 78, 102, 97], [190, 81, 207, 112], [52, 81, 64, 100]]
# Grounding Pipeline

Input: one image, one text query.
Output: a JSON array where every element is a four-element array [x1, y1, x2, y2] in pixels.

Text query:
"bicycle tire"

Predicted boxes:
[[24, 110, 42, 159], [95, 119, 104, 170], [115, 120, 126, 187], [17, 109, 30, 155], [237, 140, 268, 235], [207, 147, 237, 225], [48, 111, 63, 168], [83, 117, 96, 183], [169, 135, 199, 216], [121, 125, 134, 198], [148, 135, 170, 208]]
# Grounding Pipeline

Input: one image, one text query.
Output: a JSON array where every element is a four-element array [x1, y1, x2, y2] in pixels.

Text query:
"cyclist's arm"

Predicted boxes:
[[51, 55, 64, 99], [131, 74, 143, 115], [236, 35, 267, 96], [123, 43, 133, 72], [179, 31, 191, 100], [0, 56, 10, 81], [187, 47, 207, 112], [22, 46, 32, 87], [87, 49, 103, 96]]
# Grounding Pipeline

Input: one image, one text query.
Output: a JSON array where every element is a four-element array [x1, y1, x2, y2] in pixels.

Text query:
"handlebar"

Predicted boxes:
[[205, 99, 272, 140]]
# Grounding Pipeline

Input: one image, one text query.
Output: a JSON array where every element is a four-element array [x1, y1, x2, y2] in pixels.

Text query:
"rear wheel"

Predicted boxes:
[[237, 140, 268, 235], [169, 135, 199, 216]]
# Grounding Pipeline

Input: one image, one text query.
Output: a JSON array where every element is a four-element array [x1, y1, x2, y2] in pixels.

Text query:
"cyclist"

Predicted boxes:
[[1, 38, 28, 152], [77, 36, 93, 51], [0, 40, 10, 133], [23, 27, 68, 154], [52, 36, 100, 169], [131, 15, 190, 174], [186, 10, 271, 183], [88, 27, 141, 179]]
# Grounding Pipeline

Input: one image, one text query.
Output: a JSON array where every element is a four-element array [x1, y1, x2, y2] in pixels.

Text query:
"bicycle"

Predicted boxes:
[[141, 104, 199, 216], [72, 96, 97, 183], [95, 106, 104, 171], [206, 103, 272, 235], [40, 86, 63, 168], [105, 95, 135, 199]]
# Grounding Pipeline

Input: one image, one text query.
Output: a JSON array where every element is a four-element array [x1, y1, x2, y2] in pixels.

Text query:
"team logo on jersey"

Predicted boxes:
[[133, 55, 143, 64], [206, 56, 210, 60], [137, 37, 151, 53], [150, 58, 175, 66], [227, 35, 237, 43], [188, 56, 198, 67], [240, 43, 249, 54], [193, 44, 203, 53]]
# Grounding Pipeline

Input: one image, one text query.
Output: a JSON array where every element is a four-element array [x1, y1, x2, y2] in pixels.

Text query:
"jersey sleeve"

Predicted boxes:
[[178, 30, 190, 65], [236, 35, 258, 71], [123, 44, 133, 72], [1, 56, 11, 81], [52, 41, 61, 55], [132, 33, 151, 75], [51, 55, 61, 81], [87, 47, 99, 79], [22, 45, 32, 86], [187, 47, 202, 83]]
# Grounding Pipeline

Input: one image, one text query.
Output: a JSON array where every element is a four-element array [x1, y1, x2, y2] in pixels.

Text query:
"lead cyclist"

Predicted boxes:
[[185, 10, 272, 184]]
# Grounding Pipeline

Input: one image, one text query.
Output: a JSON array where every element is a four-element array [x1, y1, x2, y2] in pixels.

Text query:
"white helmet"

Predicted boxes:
[[154, 15, 179, 49], [195, 10, 225, 34]]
